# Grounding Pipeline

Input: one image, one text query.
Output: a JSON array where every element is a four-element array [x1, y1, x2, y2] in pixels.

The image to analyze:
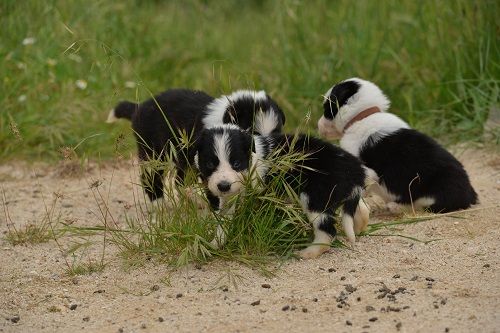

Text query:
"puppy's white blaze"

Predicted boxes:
[[106, 109, 118, 123], [203, 90, 268, 128], [213, 132, 231, 163], [255, 110, 279, 136]]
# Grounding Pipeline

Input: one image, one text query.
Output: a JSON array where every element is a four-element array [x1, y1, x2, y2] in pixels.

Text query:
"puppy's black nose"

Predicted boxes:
[[217, 181, 231, 192]]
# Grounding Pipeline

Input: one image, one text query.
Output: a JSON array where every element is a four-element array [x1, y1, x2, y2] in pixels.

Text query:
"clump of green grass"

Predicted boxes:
[[89, 137, 352, 269], [5, 224, 55, 246], [66, 260, 105, 276], [2, 188, 63, 246]]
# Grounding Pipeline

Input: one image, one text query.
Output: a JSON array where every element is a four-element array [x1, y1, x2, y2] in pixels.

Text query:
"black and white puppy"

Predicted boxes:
[[107, 89, 285, 201], [194, 124, 371, 259], [318, 77, 478, 213]]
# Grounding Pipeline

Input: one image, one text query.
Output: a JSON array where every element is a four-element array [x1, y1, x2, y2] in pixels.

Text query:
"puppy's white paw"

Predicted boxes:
[[298, 244, 330, 259], [387, 202, 403, 214]]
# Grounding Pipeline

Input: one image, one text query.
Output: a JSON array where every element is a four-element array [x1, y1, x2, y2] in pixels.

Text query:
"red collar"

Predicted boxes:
[[343, 106, 381, 133]]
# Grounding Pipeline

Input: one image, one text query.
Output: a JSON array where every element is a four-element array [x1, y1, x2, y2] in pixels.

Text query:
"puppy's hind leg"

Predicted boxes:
[[353, 199, 370, 234], [342, 194, 364, 244]]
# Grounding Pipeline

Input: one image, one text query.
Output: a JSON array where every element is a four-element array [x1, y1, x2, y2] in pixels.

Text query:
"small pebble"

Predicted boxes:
[[396, 322, 402, 331], [441, 299, 447, 305], [345, 284, 357, 293], [176, 293, 183, 298], [312, 298, 318, 302], [363, 325, 371, 329], [118, 328, 124, 333], [83, 317, 90, 322], [222, 286, 228, 292], [302, 307, 308, 313], [393, 274, 400, 278], [403, 305, 410, 309], [141, 323, 146, 329], [425, 277, 435, 282], [410, 275, 418, 281], [261, 283, 271, 289], [251, 300, 260, 306], [357, 297, 361, 302], [282, 305, 290, 311], [94, 289, 105, 294], [70, 304, 77, 310], [328, 268, 336, 272], [150, 285, 160, 292], [158, 317, 164, 322], [346, 320, 352, 326], [340, 276, 346, 281], [10, 315, 20, 323], [483, 264, 490, 268], [369, 317, 378, 322], [366, 305, 375, 312], [445, 328, 450, 332]]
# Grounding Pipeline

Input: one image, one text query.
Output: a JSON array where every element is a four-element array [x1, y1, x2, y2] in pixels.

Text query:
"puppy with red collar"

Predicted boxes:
[[318, 77, 477, 213]]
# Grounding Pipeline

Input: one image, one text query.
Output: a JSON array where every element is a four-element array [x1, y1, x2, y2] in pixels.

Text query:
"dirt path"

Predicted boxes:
[[1, 147, 499, 333]]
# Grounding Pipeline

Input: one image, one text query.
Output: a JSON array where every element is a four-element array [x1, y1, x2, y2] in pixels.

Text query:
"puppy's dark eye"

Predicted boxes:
[[206, 161, 215, 170], [232, 160, 241, 169]]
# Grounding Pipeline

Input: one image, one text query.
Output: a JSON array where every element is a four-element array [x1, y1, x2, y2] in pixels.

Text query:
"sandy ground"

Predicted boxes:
[[0, 147, 499, 333]]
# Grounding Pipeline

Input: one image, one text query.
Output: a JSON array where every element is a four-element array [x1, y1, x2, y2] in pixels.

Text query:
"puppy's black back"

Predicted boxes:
[[131, 89, 214, 158], [359, 128, 477, 212], [270, 134, 366, 213]]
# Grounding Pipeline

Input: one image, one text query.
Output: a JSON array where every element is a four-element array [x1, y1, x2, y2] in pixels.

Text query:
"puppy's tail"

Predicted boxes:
[[106, 101, 138, 123]]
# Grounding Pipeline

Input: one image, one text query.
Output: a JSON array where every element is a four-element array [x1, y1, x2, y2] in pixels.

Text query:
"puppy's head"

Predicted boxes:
[[318, 78, 390, 139], [195, 124, 253, 198], [205, 90, 285, 136]]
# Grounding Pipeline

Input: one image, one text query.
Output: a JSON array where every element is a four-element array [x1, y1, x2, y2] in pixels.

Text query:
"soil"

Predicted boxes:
[[0, 147, 499, 333]]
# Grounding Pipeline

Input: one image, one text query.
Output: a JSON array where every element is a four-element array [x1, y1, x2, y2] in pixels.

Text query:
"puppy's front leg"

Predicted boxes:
[[298, 211, 335, 259], [207, 192, 235, 249]]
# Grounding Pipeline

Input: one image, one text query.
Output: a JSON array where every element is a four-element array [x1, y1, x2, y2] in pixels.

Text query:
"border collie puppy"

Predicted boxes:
[[194, 124, 371, 259], [318, 78, 477, 213], [107, 89, 285, 201]]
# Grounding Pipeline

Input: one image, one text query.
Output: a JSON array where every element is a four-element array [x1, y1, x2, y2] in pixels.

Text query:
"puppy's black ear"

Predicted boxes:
[[323, 80, 360, 120]]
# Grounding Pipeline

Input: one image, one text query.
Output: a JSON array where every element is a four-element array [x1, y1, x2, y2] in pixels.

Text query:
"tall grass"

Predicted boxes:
[[1, 0, 498, 160]]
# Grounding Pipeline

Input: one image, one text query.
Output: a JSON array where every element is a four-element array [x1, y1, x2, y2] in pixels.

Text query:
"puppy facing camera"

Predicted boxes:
[[195, 124, 372, 258]]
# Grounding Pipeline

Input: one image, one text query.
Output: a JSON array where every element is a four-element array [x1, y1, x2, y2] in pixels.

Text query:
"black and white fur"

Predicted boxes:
[[107, 89, 285, 201], [194, 124, 371, 259], [318, 77, 478, 213]]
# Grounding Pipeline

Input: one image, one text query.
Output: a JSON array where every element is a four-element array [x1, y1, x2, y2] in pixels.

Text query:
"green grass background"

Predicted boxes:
[[1, 0, 498, 161]]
